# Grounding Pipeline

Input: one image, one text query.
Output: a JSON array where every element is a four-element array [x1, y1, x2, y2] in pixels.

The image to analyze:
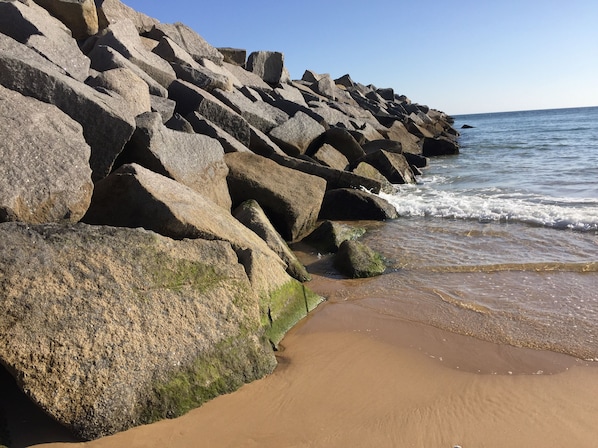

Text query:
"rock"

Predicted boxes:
[[307, 102, 355, 129], [301, 69, 325, 83], [301, 220, 366, 253], [461, 124, 474, 129], [360, 150, 416, 184], [0, 0, 90, 81], [268, 111, 326, 156], [362, 139, 402, 155], [150, 95, 176, 123], [246, 51, 287, 85], [376, 87, 395, 101], [310, 74, 341, 101], [403, 152, 428, 169], [146, 22, 224, 65], [92, 19, 176, 88], [352, 162, 394, 194], [87, 44, 168, 97], [248, 124, 287, 157], [334, 239, 386, 278], [152, 35, 198, 67], [186, 112, 250, 154], [164, 112, 194, 133], [223, 62, 273, 91], [309, 127, 366, 164], [233, 200, 310, 282], [95, 0, 158, 33], [0, 85, 93, 223], [334, 73, 355, 89], [171, 62, 233, 92], [168, 80, 251, 146], [0, 33, 136, 182], [211, 88, 289, 133], [117, 112, 232, 209], [385, 121, 422, 154], [311, 143, 349, 171], [318, 188, 398, 221], [0, 221, 277, 439], [273, 83, 308, 108], [267, 153, 382, 193], [33, 0, 98, 39], [87, 67, 151, 116], [225, 152, 326, 242], [217, 47, 246, 66], [422, 136, 459, 156]]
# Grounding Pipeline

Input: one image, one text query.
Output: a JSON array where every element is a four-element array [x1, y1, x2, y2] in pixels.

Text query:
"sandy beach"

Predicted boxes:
[[23, 271, 598, 448]]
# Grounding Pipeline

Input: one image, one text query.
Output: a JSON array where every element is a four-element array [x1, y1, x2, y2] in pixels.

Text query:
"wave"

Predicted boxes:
[[382, 185, 598, 232]]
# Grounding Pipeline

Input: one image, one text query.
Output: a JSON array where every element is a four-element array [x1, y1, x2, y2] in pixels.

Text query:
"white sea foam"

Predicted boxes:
[[381, 185, 598, 232]]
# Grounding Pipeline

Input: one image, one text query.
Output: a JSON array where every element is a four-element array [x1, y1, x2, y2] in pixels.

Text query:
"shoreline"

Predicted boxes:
[[29, 273, 598, 448]]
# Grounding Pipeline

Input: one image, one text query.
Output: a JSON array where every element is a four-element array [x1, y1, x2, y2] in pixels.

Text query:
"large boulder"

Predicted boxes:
[[0, 33, 136, 182], [33, 0, 99, 39], [225, 152, 326, 242], [87, 44, 168, 97], [217, 47, 246, 66], [302, 220, 366, 253], [95, 0, 158, 33], [117, 112, 232, 209], [92, 19, 176, 88], [308, 126, 366, 164], [233, 199, 310, 282], [268, 111, 326, 156], [422, 136, 459, 156], [334, 239, 386, 278], [0, 85, 93, 223], [352, 162, 394, 194], [318, 188, 398, 221], [186, 111, 251, 154], [360, 150, 416, 184], [246, 51, 288, 85], [311, 143, 350, 171], [0, 222, 276, 439], [86, 67, 151, 116], [146, 22, 224, 65], [0, 0, 90, 81], [168, 80, 251, 146]]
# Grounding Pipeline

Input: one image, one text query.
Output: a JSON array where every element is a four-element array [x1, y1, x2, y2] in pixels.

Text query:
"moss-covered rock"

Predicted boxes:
[[302, 220, 366, 253], [334, 239, 386, 278]]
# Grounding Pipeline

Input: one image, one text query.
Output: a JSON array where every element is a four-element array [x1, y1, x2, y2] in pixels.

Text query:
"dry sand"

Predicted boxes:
[[34, 283, 598, 448]]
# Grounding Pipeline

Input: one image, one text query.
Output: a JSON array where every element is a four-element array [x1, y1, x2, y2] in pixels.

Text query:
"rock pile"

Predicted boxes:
[[0, 0, 459, 440]]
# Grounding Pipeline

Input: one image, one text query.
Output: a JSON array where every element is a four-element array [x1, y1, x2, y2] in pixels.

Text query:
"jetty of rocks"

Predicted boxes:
[[0, 0, 459, 440]]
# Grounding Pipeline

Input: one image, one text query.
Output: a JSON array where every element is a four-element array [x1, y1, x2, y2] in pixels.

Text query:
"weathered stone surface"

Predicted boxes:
[[362, 139, 402, 155], [169, 80, 251, 146], [319, 188, 398, 221], [0, 33, 136, 182], [171, 61, 233, 92], [376, 87, 395, 101], [310, 127, 366, 164], [273, 83, 308, 107], [312, 143, 349, 171], [223, 62, 273, 91], [147, 22, 224, 65], [233, 200, 310, 282], [334, 73, 355, 89], [335, 239, 386, 278], [33, 0, 98, 39], [302, 220, 366, 253], [0, 85, 93, 223], [117, 112, 232, 209], [217, 47, 246, 66], [212, 88, 289, 133], [248, 124, 287, 157], [0, 0, 90, 81], [198, 58, 241, 88], [87, 67, 151, 116], [311, 74, 341, 101], [246, 51, 287, 85], [352, 162, 394, 194], [385, 121, 422, 154], [92, 19, 176, 88], [308, 102, 355, 128], [361, 150, 416, 184], [152, 35, 197, 67], [95, 0, 158, 32], [269, 111, 326, 156], [186, 111, 250, 153], [422, 136, 459, 156], [150, 94, 176, 123], [0, 221, 277, 439], [87, 44, 168, 97], [267, 153, 382, 193], [225, 152, 326, 242]]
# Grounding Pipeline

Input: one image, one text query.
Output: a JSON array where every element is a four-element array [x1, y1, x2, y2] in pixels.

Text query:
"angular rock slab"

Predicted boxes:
[[302, 220, 366, 253], [0, 0, 90, 81], [33, 0, 99, 39], [0, 85, 93, 223], [225, 152, 326, 242], [87, 67, 151, 116], [318, 188, 398, 221], [335, 239, 386, 278], [268, 111, 326, 156], [233, 199, 310, 282], [95, 0, 158, 32], [361, 150, 416, 184], [120, 112, 232, 210], [246, 51, 288, 85], [0, 33, 136, 182], [0, 221, 276, 439]]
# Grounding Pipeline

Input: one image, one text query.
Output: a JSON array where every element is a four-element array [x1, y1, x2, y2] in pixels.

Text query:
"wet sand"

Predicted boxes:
[[35, 276, 598, 448]]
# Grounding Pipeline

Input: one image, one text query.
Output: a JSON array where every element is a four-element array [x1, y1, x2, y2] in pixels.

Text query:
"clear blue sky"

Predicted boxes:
[[122, 0, 597, 115]]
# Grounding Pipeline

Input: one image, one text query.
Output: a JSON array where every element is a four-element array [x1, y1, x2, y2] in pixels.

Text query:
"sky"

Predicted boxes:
[[121, 0, 598, 115]]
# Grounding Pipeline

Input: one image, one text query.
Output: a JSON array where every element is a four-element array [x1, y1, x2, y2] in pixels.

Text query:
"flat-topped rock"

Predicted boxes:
[[268, 111, 326, 156]]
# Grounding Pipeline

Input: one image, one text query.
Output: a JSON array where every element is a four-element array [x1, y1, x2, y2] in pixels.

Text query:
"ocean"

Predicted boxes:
[[315, 106, 598, 362]]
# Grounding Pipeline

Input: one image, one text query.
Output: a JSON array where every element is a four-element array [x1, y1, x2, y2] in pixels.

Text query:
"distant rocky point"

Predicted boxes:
[[0, 0, 459, 441]]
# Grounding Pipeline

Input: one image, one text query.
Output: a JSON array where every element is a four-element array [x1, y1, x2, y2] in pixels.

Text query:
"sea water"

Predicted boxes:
[[318, 107, 598, 361]]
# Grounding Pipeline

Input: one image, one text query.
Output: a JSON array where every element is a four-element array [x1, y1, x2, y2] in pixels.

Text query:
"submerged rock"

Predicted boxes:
[[334, 239, 386, 278]]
